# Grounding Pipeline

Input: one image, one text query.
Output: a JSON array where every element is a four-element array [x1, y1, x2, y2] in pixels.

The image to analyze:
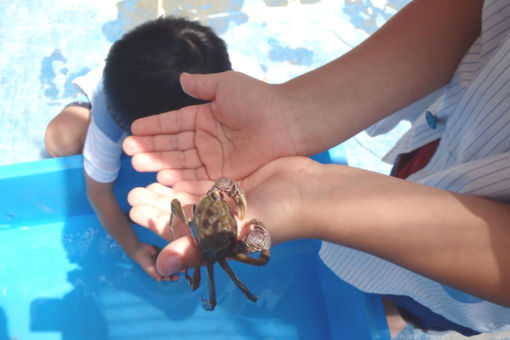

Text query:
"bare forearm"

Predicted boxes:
[[279, 0, 483, 155], [84, 172, 140, 255], [298, 164, 510, 306]]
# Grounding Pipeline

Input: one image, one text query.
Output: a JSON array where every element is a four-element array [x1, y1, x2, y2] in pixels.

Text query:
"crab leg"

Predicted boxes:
[[230, 250, 270, 266], [199, 262, 217, 311], [184, 263, 201, 291], [210, 176, 247, 219], [170, 198, 189, 239], [219, 258, 257, 302]]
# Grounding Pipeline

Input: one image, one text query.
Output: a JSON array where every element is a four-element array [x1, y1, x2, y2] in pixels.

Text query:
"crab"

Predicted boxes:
[[169, 176, 271, 311]]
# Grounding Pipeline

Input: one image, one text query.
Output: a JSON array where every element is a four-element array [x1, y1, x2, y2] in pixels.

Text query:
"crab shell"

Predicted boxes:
[[190, 193, 239, 262]]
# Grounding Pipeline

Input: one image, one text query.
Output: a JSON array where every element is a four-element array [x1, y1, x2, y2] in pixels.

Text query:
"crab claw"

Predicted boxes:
[[212, 177, 247, 219], [243, 219, 271, 252], [232, 219, 271, 265]]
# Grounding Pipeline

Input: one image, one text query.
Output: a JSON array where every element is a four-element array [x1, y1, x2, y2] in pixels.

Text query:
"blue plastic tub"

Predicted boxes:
[[0, 152, 390, 340]]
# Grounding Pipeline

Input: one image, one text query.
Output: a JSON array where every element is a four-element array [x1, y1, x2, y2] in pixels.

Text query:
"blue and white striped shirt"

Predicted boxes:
[[320, 0, 510, 333]]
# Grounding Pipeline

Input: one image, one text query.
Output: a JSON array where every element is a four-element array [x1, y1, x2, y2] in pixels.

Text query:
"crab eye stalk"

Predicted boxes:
[[212, 176, 247, 220], [235, 190, 247, 220]]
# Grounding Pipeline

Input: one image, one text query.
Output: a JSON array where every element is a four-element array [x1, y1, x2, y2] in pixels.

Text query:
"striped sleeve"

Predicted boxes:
[[82, 116, 124, 183], [320, 0, 510, 333]]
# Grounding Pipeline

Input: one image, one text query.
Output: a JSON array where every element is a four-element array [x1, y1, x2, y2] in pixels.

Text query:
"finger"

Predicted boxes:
[[128, 186, 171, 212], [180, 72, 220, 101], [123, 131, 194, 155], [156, 235, 201, 277], [172, 180, 215, 196], [156, 167, 210, 186], [130, 105, 197, 136], [146, 266, 163, 281], [129, 203, 173, 240], [128, 185, 197, 240], [145, 182, 174, 196], [131, 149, 202, 172], [145, 257, 164, 282], [128, 184, 200, 212], [146, 182, 200, 204]]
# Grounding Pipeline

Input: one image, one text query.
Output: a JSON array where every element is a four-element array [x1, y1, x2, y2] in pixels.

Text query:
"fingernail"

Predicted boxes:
[[156, 254, 181, 277]]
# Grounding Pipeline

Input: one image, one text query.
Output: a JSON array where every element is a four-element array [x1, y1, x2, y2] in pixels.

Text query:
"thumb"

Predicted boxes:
[[156, 235, 200, 277], [180, 72, 222, 101]]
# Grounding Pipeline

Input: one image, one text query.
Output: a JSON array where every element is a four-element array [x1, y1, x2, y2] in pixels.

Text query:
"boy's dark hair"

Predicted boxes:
[[103, 16, 232, 133]]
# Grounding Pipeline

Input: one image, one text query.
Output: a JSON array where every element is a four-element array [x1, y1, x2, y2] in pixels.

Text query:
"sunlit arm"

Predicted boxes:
[[292, 163, 510, 307], [278, 0, 483, 156]]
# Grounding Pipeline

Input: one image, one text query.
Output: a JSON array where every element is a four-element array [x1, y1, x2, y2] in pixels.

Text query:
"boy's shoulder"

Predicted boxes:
[[73, 63, 105, 102], [74, 63, 125, 143]]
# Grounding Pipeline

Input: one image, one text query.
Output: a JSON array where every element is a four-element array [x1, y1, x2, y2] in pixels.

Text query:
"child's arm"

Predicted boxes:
[[300, 163, 510, 308], [279, 0, 484, 156], [84, 170, 163, 281]]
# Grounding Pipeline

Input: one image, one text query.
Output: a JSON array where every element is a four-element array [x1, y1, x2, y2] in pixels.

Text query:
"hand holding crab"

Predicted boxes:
[[127, 157, 316, 309], [170, 176, 271, 311]]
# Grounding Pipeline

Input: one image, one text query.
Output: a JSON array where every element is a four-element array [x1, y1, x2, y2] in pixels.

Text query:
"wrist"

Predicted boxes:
[[275, 73, 350, 157], [124, 238, 144, 258], [272, 82, 315, 156], [295, 162, 344, 241], [297, 164, 383, 245], [275, 159, 328, 242]]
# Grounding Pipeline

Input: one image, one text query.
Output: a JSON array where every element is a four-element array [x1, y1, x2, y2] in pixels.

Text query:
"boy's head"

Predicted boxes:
[[103, 16, 232, 133]]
